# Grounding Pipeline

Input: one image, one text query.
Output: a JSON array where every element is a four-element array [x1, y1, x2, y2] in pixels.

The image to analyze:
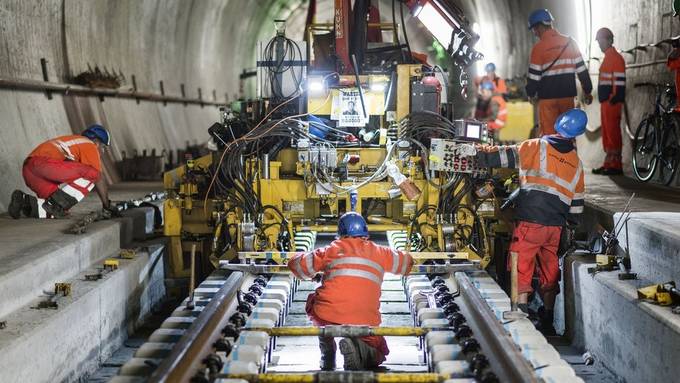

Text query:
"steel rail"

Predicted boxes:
[[454, 272, 539, 383], [220, 262, 479, 275], [147, 271, 245, 383], [0, 76, 224, 106], [243, 325, 445, 337]]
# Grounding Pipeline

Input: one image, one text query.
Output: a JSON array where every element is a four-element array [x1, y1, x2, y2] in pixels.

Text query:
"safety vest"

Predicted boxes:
[[477, 137, 585, 226], [598, 47, 626, 103], [28, 134, 102, 172], [288, 237, 413, 326], [487, 96, 508, 131], [526, 29, 592, 100]]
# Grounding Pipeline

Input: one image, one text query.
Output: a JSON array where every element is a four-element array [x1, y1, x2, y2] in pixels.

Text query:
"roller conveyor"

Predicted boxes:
[[111, 232, 584, 383]]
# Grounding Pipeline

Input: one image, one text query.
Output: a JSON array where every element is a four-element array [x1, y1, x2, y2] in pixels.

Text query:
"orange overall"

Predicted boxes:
[[598, 47, 626, 170]]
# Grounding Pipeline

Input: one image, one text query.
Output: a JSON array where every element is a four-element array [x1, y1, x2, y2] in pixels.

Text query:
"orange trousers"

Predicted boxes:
[[538, 98, 575, 136], [509, 221, 562, 294], [600, 102, 623, 170]]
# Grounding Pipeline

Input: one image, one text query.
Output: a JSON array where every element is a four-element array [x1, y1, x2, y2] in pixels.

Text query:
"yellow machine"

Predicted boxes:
[[161, 18, 515, 282]]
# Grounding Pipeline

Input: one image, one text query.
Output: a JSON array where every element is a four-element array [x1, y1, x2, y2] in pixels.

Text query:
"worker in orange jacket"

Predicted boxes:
[[526, 9, 593, 136], [288, 212, 414, 371], [593, 28, 626, 175], [8, 125, 111, 219], [668, 40, 680, 112], [474, 62, 508, 99], [475, 81, 508, 139], [470, 109, 586, 335]]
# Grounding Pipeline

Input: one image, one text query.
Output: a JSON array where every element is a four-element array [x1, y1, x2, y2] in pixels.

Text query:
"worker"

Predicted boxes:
[[593, 28, 626, 175], [471, 109, 586, 335], [475, 62, 508, 99], [526, 9, 593, 136], [668, 40, 680, 112], [8, 124, 111, 219], [474, 81, 508, 138], [287, 212, 414, 371]]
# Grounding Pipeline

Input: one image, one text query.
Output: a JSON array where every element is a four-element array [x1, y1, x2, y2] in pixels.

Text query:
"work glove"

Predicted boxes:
[[583, 93, 593, 105], [528, 96, 538, 105]]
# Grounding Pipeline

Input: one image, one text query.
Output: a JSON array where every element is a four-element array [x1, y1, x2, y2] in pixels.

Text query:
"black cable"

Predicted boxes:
[[399, 0, 413, 63]]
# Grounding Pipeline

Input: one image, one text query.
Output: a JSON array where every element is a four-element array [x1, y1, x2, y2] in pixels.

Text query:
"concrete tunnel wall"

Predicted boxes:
[[1, 0, 679, 212]]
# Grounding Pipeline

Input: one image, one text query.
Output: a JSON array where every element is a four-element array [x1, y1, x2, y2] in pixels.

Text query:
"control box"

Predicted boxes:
[[429, 138, 486, 175]]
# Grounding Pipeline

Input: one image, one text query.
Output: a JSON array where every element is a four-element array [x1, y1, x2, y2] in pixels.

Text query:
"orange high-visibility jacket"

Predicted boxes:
[[28, 135, 102, 173], [526, 29, 592, 100], [288, 237, 414, 326], [487, 96, 508, 131], [477, 136, 584, 226], [475, 75, 508, 96], [598, 47, 626, 104]]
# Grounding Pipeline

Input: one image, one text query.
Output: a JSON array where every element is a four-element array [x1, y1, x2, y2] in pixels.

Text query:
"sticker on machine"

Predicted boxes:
[[332, 89, 369, 127]]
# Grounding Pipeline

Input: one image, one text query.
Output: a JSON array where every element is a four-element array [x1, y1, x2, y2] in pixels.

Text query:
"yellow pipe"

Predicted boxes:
[[219, 373, 448, 383], [296, 224, 406, 232], [245, 326, 431, 337]]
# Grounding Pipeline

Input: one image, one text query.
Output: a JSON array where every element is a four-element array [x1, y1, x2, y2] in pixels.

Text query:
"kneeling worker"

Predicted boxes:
[[8, 124, 111, 219], [472, 109, 586, 335], [288, 212, 414, 370]]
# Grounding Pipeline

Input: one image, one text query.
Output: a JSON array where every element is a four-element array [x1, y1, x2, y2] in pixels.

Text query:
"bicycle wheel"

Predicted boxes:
[[632, 116, 659, 182], [658, 115, 680, 185]]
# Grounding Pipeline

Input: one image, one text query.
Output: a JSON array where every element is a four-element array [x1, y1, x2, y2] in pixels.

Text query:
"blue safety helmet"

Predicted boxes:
[[337, 212, 369, 238], [528, 9, 554, 30], [480, 81, 494, 91], [82, 124, 111, 146], [484, 62, 496, 73], [554, 109, 587, 138]]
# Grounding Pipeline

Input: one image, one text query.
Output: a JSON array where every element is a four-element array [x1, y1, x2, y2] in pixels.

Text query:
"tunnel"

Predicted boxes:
[[1, 1, 680, 382]]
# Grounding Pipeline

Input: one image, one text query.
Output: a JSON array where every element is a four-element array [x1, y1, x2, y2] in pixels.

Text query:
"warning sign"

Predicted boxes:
[[331, 89, 369, 127]]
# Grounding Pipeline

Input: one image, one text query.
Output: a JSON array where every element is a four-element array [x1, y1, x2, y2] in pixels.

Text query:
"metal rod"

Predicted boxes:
[[455, 272, 538, 383], [186, 244, 197, 310], [217, 372, 449, 383], [0, 76, 224, 106], [148, 272, 245, 382], [236, 251, 470, 260], [510, 251, 519, 311], [220, 262, 478, 275], [245, 325, 440, 337]]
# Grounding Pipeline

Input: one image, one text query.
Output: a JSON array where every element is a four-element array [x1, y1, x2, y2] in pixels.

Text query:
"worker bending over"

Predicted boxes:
[[475, 81, 508, 139], [473, 109, 586, 335], [8, 125, 111, 219], [526, 9, 592, 136], [288, 212, 414, 371], [475, 62, 508, 99], [593, 28, 626, 175]]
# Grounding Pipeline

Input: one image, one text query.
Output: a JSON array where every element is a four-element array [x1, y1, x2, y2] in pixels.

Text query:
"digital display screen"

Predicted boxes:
[[466, 123, 481, 139]]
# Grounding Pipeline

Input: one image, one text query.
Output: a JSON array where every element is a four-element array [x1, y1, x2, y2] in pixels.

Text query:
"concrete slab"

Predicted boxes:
[[0, 182, 163, 320], [0, 244, 166, 383], [563, 256, 680, 383]]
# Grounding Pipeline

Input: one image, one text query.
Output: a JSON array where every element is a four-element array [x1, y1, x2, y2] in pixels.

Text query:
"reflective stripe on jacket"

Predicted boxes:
[[476, 137, 585, 226], [287, 237, 414, 326], [598, 47, 626, 104], [28, 134, 102, 172], [526, 29, 593, 100]]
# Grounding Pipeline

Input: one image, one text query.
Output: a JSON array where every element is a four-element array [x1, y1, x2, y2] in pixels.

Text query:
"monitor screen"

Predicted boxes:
[[466, 123, 481, 139]]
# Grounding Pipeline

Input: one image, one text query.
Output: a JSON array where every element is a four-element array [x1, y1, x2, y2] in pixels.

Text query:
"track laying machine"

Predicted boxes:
[[111, 2, 586, 383]]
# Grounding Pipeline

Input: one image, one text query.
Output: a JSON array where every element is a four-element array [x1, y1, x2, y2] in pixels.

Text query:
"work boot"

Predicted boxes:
[[42, 198, 67, 218], [592, 166, 606, 175], [49, 189, 79, 211], [538, 309, 556, 336], [339, 338, 378, 370], [318, 336, 336, 371], [601, 168, 623, 176], [8, 190, 28, 219]]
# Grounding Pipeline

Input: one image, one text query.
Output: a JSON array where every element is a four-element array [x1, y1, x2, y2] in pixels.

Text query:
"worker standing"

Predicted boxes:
[[472, 109, 586, 335], [287, 212, 414, 370], [475, 62, 508, 99], [474, 81, 508, 138], [8, 125, 111, 219], [526, 9, 593, 136], [593, 28, 626, 175]]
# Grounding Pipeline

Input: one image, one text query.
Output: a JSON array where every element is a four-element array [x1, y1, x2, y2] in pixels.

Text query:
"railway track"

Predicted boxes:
[[111, 233, 583, 383]]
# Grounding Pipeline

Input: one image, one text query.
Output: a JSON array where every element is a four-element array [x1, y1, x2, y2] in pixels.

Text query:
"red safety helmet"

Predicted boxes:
[[595, 27, 614, 41]]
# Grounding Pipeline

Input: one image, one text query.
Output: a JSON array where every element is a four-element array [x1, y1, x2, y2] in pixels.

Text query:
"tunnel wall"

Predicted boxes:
[[0, 0, 306, 212]]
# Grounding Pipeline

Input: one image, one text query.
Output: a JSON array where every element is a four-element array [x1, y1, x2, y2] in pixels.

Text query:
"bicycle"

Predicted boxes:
[[632, 83, 680, 185]]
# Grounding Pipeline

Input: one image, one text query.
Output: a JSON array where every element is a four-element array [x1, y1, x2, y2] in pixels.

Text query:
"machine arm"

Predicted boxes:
[[406, 0, 483, 68]]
